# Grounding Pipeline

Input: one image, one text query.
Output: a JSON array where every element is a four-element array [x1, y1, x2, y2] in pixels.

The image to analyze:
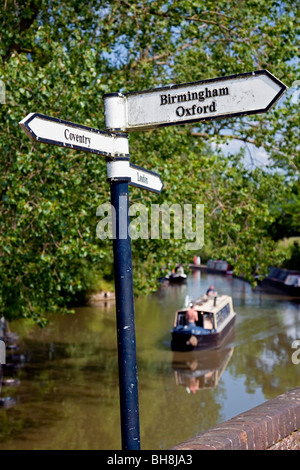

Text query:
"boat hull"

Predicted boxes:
[[261, 278, 300, 298], [171, 316, 235, 352], [168, 274, 187, 283]]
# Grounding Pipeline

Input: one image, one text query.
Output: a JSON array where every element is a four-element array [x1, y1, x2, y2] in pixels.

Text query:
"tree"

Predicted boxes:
[[0, 0, 299, 324]]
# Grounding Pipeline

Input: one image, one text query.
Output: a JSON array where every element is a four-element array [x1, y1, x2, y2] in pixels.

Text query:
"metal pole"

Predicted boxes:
[[110, 179, 141, 450]]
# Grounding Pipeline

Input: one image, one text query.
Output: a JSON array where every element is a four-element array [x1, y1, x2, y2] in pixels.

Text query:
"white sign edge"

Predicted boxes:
[[106, 158, 163, 194], [19, 112, 130, 157], [103, 69, 288, 131], [129, 162, 163, 194]]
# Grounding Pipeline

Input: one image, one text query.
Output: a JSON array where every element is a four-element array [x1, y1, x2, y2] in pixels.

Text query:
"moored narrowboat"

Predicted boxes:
[[171, 294, 236, 351], [167, 272, 187, 283], [260, 267, 300, 298]]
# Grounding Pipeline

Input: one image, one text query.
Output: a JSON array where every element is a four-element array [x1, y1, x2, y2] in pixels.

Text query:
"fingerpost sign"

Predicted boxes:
[[104, 70, 287, 131], [20, 68, 287, 452]]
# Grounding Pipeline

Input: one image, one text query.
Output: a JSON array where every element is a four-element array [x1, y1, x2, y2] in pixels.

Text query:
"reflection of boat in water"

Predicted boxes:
[[171, 294, 236, 351], [0, 365, 18, 409], [0, 317, 22, 409], [172, 333, 235, 391]]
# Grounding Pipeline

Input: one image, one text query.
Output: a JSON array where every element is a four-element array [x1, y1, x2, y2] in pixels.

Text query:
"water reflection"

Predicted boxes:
[[172, 330, 235, 392], [0, 272, 300, 449]]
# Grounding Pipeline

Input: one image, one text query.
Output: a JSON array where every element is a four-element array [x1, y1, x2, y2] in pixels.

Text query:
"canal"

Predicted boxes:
[[1, 271, 300, 450]]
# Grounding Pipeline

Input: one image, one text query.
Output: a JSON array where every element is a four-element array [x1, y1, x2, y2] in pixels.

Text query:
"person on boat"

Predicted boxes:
[[185, 303, 198, 326], [206, 285, 216, 296], [175, 264, 184, 274]]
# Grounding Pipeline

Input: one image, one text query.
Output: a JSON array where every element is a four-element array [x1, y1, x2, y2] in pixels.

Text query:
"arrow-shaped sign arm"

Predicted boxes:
[[19, 112, 130, 157], [106, 158, 163, 194], [104, 70, 287, 132], [19, 112, 38, 141]]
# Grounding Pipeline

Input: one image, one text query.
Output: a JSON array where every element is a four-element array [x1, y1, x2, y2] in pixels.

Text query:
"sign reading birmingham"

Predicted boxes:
[[159, 84, 228, 117], [103, 70, 287, 131]]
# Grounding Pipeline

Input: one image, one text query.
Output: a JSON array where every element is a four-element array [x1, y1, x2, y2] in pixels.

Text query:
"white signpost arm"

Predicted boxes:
[[104, 70, 287, 132], [106, 157, 163, 194], [19, 112, 129, 157]]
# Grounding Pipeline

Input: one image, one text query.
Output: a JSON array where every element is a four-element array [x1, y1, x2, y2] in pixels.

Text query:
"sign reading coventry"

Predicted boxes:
[[19, 113, 129, 157], [104, 70, 287, 131]]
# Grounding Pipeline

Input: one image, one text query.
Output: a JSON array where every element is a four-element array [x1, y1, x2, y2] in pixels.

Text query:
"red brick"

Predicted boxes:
[[171, 388, 300, 451]]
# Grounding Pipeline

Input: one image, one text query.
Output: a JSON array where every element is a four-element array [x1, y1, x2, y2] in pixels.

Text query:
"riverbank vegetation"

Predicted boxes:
[[0, 0, 299, 325]]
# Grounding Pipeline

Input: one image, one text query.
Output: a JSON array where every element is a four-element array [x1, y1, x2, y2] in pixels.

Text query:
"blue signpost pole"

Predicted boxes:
[[110, 178, 141, 451]]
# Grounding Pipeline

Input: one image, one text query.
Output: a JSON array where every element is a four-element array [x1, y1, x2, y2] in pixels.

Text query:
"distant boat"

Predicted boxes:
[[171, 294, 236, 352], [206, 259, 233, 275], [260, 267, 300, 298], [166, 272, 187, 283], [165, 265, 187, 283]]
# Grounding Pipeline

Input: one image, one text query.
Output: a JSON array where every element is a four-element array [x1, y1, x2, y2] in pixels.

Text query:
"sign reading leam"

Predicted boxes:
[[104, 70, 287, 131], [106, 158, 163, 194], [19, 113, 129, 157]]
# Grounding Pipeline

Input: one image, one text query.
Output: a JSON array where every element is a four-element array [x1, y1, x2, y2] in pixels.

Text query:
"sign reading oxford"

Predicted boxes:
[[104, 70, 287, 131]]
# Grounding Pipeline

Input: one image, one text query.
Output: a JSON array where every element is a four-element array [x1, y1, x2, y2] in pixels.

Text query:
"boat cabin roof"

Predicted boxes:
[[174, 294, 235, 330], [179, 295, 233, 315]]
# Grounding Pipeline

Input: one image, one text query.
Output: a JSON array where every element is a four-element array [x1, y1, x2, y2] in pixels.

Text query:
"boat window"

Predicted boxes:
[[203, 314, 214, 330], [176, 311, 215, 329], [177, 312, 186, 326], [216, 303, 230, 326], [196, 315, 203, 328], [285, 275, 300, 287]]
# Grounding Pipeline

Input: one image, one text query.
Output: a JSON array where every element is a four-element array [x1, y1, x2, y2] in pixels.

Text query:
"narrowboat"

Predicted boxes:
[[165, 265, 187, 283], [171, 294, 236, 351], [206, 259, 233, 275], [260, 267, 300, 298], [167, 272, 187, 283]]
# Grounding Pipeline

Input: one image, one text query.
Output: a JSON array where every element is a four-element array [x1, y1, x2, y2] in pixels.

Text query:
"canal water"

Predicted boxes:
[[1, 271, 300, 450]]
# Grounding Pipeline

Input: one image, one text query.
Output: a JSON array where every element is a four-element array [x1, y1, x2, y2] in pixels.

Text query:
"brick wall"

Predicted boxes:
[[171, 387, 300, 450]]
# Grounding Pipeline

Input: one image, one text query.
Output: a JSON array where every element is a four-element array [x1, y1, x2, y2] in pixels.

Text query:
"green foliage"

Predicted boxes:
[[269, 182, 300, 240], [282, 240, 300, 270], [0, 0, 299, 324]]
